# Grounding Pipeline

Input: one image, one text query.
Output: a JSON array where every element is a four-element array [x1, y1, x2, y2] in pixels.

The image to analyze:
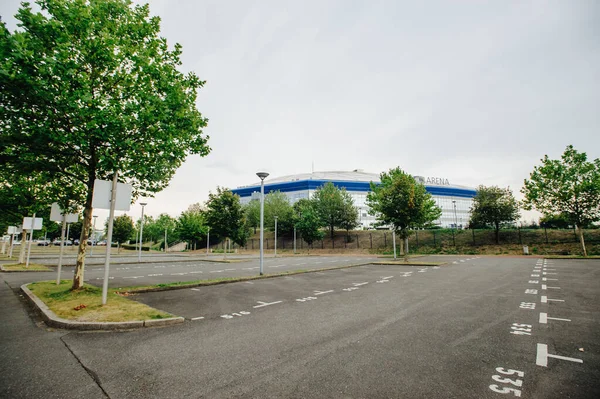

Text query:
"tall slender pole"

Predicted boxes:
[[259, 179, 265, 275], [452, 200, 458, 230], [66, 223, 71, 246], [274, 216, 278, 258], [56, 215, 67, 284], [25, 213, 35, 268], [293, 226, 296, 254], [138, 203, 146, 262], [164, 227, 168, 253], [91, 215, 97, 256], [206, 227, 210, 256], [392, 229, 397, 259], [102, 171, 119, 305]]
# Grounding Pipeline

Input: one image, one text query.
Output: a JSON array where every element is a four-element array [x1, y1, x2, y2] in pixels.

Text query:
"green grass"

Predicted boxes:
[[2, 263, 52, 271], [28, 280, 173, 322]]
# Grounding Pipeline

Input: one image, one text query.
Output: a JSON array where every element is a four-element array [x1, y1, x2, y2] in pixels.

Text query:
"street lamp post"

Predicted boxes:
[[452, 200, 458, 230], [138, 202, 147, 263], [91, 215, 98, 256], [274, 216, 278, 258], [256, 171, 269, 275], [293, 226, 296, 255], [206, 227, 210, 256]]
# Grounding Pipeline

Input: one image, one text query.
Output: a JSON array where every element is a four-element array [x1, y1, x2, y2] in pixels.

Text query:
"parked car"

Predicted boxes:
[[97, 240, 107, 246], [53, 239, 73, 246], [36, 239, 51, 246]]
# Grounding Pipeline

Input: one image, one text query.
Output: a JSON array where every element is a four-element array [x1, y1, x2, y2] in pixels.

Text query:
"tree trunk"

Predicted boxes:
[[330, 224, 334, 239], [494, 223, 500, 245], [72, 180, 94, 290], [577, 224, 587, 257], [18, 229, 27, 264], [404, 237, 409, 263]]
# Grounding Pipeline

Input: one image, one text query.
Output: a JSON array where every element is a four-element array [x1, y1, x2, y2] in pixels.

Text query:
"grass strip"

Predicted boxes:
[[28, 280, 173, 322], [117, 262, 375, 293], [2, 263, 52, 271]]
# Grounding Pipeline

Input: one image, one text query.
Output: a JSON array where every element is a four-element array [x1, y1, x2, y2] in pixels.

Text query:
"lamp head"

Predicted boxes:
[[256, 171, 269, 180], [140, 202, 147, 206]]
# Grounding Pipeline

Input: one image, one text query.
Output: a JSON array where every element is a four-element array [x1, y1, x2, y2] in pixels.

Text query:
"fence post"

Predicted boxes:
[[321, 240, 324, 249], [332, 237, 334, 249], [370, 233, 373, 249], [384, 233, 387, 248], [433, 231, 437, 247], [266, 239, 269, 250], [452, 229, 456, 246], [518, 227, 522, 245], [344, 238, 347, 249], [544, 227, 548, 244], [415, 231, 419, 247], [356, 234, 359, 249], [472, 229, 475, 245]]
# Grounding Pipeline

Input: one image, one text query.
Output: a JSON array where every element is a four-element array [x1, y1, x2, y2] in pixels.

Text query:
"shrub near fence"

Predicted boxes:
[[207, 228, 600, 253]]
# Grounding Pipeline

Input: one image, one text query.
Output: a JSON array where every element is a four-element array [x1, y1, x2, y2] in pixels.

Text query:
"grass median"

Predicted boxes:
[[2, 263, 52, 271], [28, 280, 173, 322]]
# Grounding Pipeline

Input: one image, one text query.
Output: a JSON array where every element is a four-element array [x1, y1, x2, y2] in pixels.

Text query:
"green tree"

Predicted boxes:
[[312, 182, 358, 239], [106, 215, 135, 246], [539, 213, 571, 229], [366, 168, 442, 259], [205, 188, 249, 247], [154, 213, 177, 249], [469, 186, 520, 244], [293, 199, 324, 252], [522, 145, 600, 256], [244, 199, 261, 234], [0, 0, 209, 289], [339, 192, 360, 240], [265, 191, 294, 235], [175, 209, 207, 249]]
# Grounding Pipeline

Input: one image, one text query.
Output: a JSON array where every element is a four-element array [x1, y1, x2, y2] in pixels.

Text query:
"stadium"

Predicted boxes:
[[231, 170, 477, 229]]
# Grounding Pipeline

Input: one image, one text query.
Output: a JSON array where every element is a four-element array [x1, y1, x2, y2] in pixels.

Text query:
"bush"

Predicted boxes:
[[121, 244, 151, 251]]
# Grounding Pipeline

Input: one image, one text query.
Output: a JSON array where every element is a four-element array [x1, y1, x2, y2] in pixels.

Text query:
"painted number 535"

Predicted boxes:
[[489, 367, 524, 397]]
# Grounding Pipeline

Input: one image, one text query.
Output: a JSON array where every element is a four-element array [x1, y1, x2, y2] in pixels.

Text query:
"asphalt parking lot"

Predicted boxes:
[[1, 255, 598, 398]]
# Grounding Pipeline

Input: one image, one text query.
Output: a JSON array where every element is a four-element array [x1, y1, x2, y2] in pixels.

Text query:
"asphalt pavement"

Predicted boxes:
[[1, 255, 598, 398]]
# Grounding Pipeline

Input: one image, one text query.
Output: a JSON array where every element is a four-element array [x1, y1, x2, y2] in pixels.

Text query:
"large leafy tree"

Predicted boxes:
[[0, 0, 209, 289], [205, 188, 249, 247], [264, 191, 294, 235], [175, 209, 207, 249], [469, 186, 520, 244], [106, 214, 134, 245], [293, 199, 324, 251], [244, 199, 261, 234], [312, 182, 358, 239], [366, 167, 441, 259], [522, 145, 600, 256]]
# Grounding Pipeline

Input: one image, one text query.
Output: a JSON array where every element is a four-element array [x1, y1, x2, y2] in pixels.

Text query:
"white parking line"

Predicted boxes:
[[191, 288, 201, 291], [189, 271, 203, 274], [314, 290, 334, 295], [353, 282, 369, 286], [536, 343, 582, 367], [539, 312, 571, 324], [191, 316, 205, 321], [253, 300, 283, 308], [171, 273, 187, 276], [123, 276, 144, 279], [147, 273, 163, 277], [542, 277, 558, 281], [541, 284, 560, 290], [541, 295, 564, 303], [210, 270, 224, 273]]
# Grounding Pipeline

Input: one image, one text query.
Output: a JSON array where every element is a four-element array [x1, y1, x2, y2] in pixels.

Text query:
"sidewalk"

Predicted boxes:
[[0, 275, 106, 398]]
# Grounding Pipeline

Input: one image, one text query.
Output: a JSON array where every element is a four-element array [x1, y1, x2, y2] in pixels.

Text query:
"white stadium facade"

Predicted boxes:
[[231, 170, 477, 229]]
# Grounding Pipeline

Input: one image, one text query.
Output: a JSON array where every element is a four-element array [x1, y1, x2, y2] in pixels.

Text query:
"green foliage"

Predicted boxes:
[[244, 200, 260, 233], [265, 191, 294, 235], [312, 182, 359, 238], [175, 209, 207, 246], [366, 167, 442, 239], [469, 185, 520, 244], [205, 187, 250, 246], [107, 215, 135, 244], [293, 199, 324, 246], [539, 213, 571, 229], [522, 145, 600, 256], [0, 0, 210, 288]]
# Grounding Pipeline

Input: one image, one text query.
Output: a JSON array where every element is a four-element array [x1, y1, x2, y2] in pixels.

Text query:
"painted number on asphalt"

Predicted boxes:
[[510, 323, 532, 336], [489, 367, 524, 397], [221, 311, 251, 319], [520, 302, 536, 310]]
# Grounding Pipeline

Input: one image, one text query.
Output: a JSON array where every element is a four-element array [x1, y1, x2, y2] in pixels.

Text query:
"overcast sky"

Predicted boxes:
[[2, 0, 599, 225]]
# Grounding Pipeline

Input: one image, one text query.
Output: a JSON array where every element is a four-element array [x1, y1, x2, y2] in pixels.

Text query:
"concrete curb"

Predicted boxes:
[[370, 262, 446, 266], [0, 265, 53, 273], [38, 256, 253, 268], [20, 284, 184, 331]]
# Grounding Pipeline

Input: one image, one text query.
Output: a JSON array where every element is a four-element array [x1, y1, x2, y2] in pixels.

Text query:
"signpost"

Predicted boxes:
[[7, 226, 21, 258], [50, 203, 79, 284], [22, 216, 43, 267], [92, 174, 132, 305]]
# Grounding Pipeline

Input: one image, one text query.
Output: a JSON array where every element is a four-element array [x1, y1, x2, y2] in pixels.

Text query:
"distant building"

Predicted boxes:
[[231, 170, 476, 228]]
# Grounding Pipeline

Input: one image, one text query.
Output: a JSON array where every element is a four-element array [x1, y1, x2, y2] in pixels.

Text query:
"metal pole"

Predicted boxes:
[[25, 213, 35, 268], [91, 215, 97, 256], [56, 215, 67, 284], [66, 223, 71, 247], [274, 216, 278, 258], [102, 171, 119, 305], [392, 230, 397, 259], [453, 200, 458, 230], [293, 226, 296, 254], [138, 203, 146, 262], [259, 179, 265, 275], [206, 228, 210, 256], [164, 227, 168, 252]]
